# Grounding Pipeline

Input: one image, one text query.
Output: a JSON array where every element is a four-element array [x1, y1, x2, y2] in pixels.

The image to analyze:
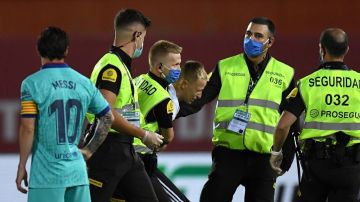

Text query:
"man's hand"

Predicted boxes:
[[16, 165, 28, 194], [142, 131, 164, 149], [269, 148, 284, 176], [155, 144, 168, 152]]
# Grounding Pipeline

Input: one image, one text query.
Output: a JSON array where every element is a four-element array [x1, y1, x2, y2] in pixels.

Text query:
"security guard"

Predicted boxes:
[[178, 17, 299, 202], [86, 9, 163, 202], [270, 28, 360, 202], [111, 58, 208, 201], [133, 40, 189, 202]]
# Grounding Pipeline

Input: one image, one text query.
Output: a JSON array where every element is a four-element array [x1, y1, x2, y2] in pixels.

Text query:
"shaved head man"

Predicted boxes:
[[270, 28, 360, 202]]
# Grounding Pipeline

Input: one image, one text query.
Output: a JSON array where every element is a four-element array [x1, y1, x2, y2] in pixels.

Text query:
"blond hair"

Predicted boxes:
[[180, 60, 207, 82], [148, 40, 182, 68]]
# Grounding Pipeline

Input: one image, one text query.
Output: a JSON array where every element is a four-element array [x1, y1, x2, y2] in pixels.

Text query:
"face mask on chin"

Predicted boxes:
[[243, 38, 269, 57], [133, 41, 143, 58]]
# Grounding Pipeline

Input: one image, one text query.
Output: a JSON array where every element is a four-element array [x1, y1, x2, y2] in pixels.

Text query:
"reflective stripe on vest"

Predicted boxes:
[[299, 68, 360, 146], [217, 98, 279, 110], [215, 121, 276, 134], [303, 122, 360, 130], [214, 53, 294, 153], [115, 102, 140, 113], [133, 144, 153, 154]]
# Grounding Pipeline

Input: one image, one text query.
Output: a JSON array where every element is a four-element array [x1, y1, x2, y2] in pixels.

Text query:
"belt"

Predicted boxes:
[[108, 132, 134, 143], [304, 139, 360, 160]]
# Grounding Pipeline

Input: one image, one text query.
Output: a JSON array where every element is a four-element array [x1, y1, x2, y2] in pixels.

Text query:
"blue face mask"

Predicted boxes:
[[163, 67, 181, 84], [133, 42, 143, 58], [243, 38, 268, 57]]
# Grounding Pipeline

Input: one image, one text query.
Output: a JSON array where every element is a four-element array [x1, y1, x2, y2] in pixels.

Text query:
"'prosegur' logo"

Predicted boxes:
[[310, 109, 319, 118], [225, 72, 245, 76]]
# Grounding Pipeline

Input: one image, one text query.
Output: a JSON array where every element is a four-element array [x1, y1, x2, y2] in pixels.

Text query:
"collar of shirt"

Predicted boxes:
[[41, 62, 69, 69], [244, 53, 271, 81], [318, 61, 349, 70], [110, 45, 132, 70], [148, 71, 170, 89]]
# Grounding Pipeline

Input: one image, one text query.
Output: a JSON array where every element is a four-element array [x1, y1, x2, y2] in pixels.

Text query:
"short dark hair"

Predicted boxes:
[[114, 9, 151, 30], [37, 26, 69, 60], [249, 17, 275, 36], [320, 28, 348, 57]]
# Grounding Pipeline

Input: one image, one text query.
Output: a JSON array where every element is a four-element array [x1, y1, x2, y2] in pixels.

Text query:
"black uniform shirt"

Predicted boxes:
[[95, 46, 132, 95], [285, 61, 349, 118], [145, 72, 173, 129]]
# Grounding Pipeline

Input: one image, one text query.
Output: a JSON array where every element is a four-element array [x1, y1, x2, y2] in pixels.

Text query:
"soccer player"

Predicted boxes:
[[15, 26, 113, 202]]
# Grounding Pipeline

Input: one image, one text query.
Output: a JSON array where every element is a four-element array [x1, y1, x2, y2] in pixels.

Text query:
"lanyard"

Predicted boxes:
[[244, 73, 261, 105], [111, 51, 136, 106]]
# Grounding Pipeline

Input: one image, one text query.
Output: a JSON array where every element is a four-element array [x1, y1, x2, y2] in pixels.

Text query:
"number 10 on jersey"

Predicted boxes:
[[49, 99, 82, 145]]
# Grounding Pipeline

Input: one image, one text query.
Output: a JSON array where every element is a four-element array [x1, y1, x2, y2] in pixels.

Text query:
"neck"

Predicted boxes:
[[248, 52, 267, 66], [323, 55, 344, 63], [113, 38, 133, 58], [150, 68, 164, 79], [173, 83, 185, 101], [41, 58, 65, 65]]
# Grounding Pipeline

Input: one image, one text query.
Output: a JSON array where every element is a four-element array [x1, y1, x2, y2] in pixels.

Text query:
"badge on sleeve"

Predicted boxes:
[[102, 68, 117, 82], [286, 87, 298, 99], [166, 100, 174, 114], [227, 109, 251, 135]]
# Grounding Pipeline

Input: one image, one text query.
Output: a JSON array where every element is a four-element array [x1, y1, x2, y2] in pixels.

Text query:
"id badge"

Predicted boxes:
[[227, 109, 251, 135], [122, 111, 140, 127]]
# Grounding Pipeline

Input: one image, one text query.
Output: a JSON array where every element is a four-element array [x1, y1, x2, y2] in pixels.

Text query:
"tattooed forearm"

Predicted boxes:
[[83, 111, 113, 155]]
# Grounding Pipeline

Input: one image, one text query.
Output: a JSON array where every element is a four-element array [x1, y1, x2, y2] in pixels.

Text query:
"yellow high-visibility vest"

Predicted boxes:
[[214, 53, 294, 153], [299, 68, 360, 146], [87, 53, 140, 133], [133, 73, 170, 153]]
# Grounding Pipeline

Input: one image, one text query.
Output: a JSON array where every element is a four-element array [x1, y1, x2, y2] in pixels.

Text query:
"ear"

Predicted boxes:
[[180, 79, 188, 89], [319, 44, 326, 55], [134, 31, 142, 40], [64, 47, 69, 57], [268, 37, 274, 47], [156, 63, 164, 74]]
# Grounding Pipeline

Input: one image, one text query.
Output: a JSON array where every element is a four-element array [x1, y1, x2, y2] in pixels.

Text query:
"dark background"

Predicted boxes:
[[1, 0, 359, 152]]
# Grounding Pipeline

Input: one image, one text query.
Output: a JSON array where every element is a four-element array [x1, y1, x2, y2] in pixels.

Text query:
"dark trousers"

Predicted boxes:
[[112, 153, 190, 202], [200, 146, 276, 202], [297, 144, 360, 202], [141, 153, 190, 202], [87, 135, 158, 202]]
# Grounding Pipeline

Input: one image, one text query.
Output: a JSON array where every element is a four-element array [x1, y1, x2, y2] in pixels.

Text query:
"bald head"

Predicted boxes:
[[320, 28, 348, 57]]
